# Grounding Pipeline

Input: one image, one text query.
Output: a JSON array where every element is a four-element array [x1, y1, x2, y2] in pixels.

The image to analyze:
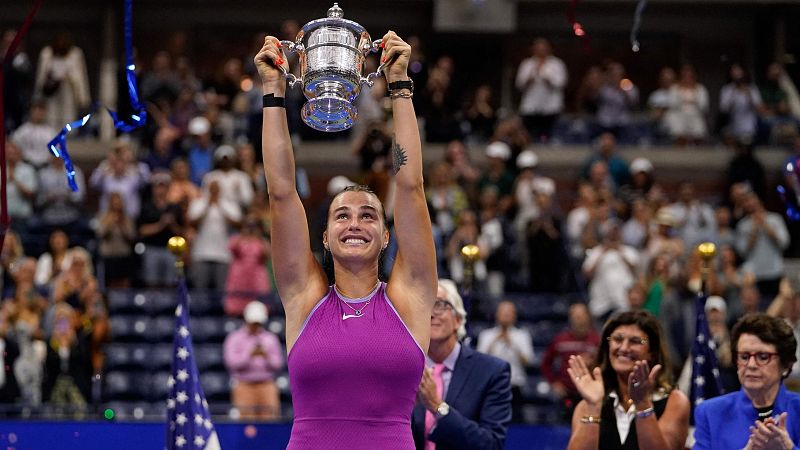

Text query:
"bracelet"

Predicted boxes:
[[636, 406, 655, 419], [580, 415, 602, 424], [262, 94, 285, 108], [389, 91, 413, 100]]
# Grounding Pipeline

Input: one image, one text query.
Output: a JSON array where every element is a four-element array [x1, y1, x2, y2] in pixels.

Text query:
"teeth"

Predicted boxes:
[[345, 238, 366, 244]]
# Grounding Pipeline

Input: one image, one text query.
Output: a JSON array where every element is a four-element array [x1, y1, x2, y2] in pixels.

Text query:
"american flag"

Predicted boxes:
[[166, 279, 221, 450], [689, 293, 724, 413]]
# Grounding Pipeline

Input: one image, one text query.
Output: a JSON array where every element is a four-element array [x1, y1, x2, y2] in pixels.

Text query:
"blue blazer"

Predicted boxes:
[[694, 384, 800, 450], [411, 344, 512, 450]]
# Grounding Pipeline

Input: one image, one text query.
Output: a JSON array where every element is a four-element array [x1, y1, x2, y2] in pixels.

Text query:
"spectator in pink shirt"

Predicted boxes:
[[223, 301, 284, 420]]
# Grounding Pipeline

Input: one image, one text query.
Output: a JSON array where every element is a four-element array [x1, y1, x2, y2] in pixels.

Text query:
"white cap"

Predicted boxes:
[[705, 296, 727, 314], [485, 141, 511, 161], [214, 144, 236, 160], [243, 301, 268, 324], [629, 157, 653, 174], [327, 175, 355, 196], [516, 150, 539, 169], [188, 116, 211, 135]]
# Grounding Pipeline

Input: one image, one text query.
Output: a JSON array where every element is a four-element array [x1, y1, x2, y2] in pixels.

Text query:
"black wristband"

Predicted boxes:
[[387, 79, 414, 93], [263, 94, 286, 108]]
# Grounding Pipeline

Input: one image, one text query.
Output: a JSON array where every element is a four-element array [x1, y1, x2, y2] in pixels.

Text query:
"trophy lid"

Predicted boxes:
[[300, 3, 367, 38], [328, 3, 344, 18]]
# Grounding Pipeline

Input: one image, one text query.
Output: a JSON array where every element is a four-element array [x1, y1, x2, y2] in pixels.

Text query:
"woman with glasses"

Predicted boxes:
[[254, 31, 437, 449], [694, 313, 800, 449], [566, 310, 690, 450]]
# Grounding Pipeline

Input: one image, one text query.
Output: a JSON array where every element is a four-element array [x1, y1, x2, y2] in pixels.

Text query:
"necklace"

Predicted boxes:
[[336, 281, 380, 320]]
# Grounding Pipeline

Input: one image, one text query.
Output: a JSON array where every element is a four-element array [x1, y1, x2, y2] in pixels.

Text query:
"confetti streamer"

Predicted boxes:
[[0, 0, 45, 246], [48, 0, 146, 191], [630, 0, 648, 52]]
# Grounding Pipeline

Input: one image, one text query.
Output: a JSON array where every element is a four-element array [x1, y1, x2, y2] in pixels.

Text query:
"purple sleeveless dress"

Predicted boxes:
[[287, 282, 424, 449]]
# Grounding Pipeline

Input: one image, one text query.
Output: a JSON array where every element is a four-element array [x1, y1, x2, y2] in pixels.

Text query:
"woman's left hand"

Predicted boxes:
[[380, 31, 411, 83], [628, 360, 662, 408]]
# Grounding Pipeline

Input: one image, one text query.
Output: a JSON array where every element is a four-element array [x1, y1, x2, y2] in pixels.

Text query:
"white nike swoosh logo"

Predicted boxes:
[[342, 313, 362, 320]]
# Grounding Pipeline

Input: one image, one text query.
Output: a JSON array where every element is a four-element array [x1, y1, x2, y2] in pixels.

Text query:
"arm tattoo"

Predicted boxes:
[[391, 140, 408, 175]]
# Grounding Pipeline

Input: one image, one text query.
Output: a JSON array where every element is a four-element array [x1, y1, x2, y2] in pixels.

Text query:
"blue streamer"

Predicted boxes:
[[47, 114, 91, 191], [778, 185, 800, 221], [108, 0, 147, 131], [630, 0, 647, 52], [48, 0, 146, 190]]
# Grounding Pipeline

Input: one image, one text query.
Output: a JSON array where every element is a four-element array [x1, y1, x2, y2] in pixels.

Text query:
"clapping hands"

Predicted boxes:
[[746, 413, 795, 450]]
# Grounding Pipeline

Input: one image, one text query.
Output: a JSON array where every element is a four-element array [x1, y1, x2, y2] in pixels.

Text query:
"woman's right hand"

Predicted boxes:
[[254, 36, 288, 93], [567, 354, 605, 408]]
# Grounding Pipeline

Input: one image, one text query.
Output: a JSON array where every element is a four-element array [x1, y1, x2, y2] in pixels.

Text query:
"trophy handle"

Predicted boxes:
[[279, 40, 304, 88], [361, 39, 386, 88]]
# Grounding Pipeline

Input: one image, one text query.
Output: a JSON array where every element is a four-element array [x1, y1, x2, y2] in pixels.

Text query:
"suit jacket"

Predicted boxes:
[[694, 384, 800, 450], [411, 344, 512, 450]]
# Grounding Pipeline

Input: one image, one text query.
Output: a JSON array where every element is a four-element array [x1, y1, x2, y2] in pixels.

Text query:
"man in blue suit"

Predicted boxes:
[[412, 279, 512, 450]]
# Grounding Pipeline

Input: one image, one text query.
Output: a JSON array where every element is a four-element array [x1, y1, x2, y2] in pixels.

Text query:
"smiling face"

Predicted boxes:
[[736, 333, 784, 397], [430, 284, 461, 344], [608, 324, 652, 376], [324, 190, 388, 264]]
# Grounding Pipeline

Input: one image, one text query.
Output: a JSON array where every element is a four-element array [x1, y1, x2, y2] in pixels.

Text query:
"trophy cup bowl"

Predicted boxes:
[[278, 3, 385, 132]]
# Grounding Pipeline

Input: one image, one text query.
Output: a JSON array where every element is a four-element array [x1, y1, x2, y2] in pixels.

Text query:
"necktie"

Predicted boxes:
[[424, 363, 445, 450]]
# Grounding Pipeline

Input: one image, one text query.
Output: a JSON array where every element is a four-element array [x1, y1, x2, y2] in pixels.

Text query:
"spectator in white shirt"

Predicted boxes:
[[583, 220, 640, 321], [11, 100, 57, 169], [477, 300, 534, 423], [201, 145, 254, 210], [515, 38, 568, 143], [187, 180, 242, 291]]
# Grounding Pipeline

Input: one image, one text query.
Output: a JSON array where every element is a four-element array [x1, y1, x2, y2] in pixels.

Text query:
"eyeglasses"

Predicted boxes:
[[433, 300, 454, 314], [736, 351, 779, 366], [607, 334, 648, 346]]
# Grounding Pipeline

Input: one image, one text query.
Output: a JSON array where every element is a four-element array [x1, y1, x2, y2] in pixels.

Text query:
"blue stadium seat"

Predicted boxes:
[[107, 290, 141, 315], [194, 344, 225, 371], [104, 343, 133, 371], [105, 371, 150, 401], [110, 316, 152, 343], [147, 290, 178, 316], [266, 317, 286, 341], [222, 317, 243, 336], [150, 316, 177, 343], [150, 343, 174, 371], [149, 371, 172, 402], [200, 371, 230, 402], [191, 317, 227, 343]]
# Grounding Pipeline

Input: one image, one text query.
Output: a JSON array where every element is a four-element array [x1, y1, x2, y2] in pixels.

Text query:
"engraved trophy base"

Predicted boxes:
[[301, 91, 357, 132]]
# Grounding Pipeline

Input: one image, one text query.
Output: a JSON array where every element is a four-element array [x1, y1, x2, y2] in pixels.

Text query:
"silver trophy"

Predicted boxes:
[[279, 3, 386, 132]]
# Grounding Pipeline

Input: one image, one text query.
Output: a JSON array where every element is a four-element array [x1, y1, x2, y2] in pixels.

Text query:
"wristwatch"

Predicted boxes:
[[435, 402, 450, 419]]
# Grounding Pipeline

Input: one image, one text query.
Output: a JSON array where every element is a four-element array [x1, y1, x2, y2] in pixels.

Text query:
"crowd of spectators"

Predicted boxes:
[[2, 26, 800, 424]]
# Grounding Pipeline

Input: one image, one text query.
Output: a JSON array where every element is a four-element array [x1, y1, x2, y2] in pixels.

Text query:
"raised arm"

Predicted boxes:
[[254, 37, 327, 343], [381, 32, 438, 346]]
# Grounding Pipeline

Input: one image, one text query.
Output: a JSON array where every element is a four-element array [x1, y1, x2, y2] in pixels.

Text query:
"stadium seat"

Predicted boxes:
[[104, 343, 133, 371], [191, 317, 227, 343], [200, 371, 231, 402], [149, 371, 172, 402], [150, 343, 175, 371], [147, 290, 178, 316], [266, 317, 286, 340], [194, 344, 225, 371], [109, 316, 152, 343], [150, 316, 177, 343], [105, 371, 150, 401], [107, 290, 140, 315]]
